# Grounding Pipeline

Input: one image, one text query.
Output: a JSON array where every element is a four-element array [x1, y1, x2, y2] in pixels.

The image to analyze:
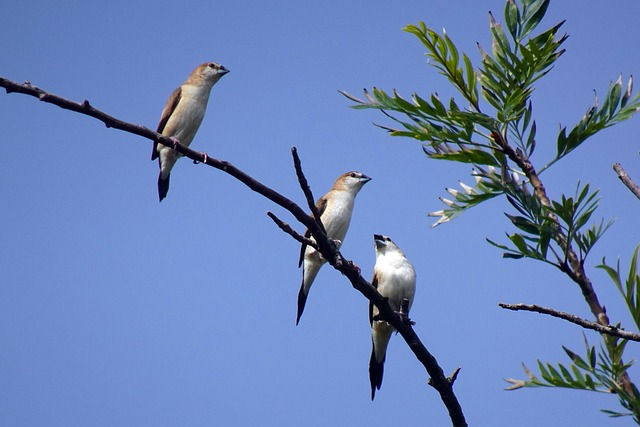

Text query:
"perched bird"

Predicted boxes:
[[296, 171, 371, 325], [152, 62, 229, 202], [369, 234, 416, 400]]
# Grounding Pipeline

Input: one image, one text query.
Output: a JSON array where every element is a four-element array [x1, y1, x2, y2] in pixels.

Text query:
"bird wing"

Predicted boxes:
[[369, 271, 379, 325], [297, 195, 328, 268], [151, 86, 182, 160]]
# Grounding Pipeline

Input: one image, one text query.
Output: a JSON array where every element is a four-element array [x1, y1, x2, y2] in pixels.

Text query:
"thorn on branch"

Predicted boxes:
[[449, 367, 461, 385]]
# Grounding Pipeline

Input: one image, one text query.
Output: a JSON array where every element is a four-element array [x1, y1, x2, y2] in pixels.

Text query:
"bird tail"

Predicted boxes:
[[296, 283, 308, 326], [151, 142, 159, 161], [158, 172, 170, 202], [369, 346, 385, 400], [296, 261, 322, 325]]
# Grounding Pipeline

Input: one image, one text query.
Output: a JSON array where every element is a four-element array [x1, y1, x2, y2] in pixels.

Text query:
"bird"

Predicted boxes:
[[296, 171, 371, 325], [369, 234, 416, 400], [151, 62, 229, 202]]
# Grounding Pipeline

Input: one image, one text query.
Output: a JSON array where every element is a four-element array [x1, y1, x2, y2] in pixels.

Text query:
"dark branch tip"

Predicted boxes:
[[449, 367, 462, 385]]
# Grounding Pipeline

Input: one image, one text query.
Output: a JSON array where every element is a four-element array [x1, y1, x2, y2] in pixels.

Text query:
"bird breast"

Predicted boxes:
[[164, 85, 211, 146], [322, 195, 355, 244], [376, 258, 416, 312]]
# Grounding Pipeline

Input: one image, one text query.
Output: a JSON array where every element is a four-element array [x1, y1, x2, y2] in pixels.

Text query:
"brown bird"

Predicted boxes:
[[152, 62, 229, 201], [296, 171, 371, 324]]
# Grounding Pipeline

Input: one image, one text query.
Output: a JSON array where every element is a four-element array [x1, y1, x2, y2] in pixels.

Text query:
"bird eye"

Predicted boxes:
[[350, 172, 357, 178], [208, 63, 216, 68]]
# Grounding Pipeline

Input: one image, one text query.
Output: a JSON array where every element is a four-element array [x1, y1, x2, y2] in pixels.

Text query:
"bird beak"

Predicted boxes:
[[218, 67, 230, 75], [361, 174, 372, 183], [373, 234, 386, 248]]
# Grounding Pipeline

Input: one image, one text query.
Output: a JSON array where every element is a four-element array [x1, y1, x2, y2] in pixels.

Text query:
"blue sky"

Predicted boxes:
[[2, 1, 640, 425]]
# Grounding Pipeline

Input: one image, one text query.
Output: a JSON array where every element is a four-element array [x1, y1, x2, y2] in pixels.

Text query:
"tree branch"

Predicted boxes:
[[499, 303, 640, 342], [494, 133, 638, 399], [0, 76, 467, 427], [613, 162, 640, 200], [266, 212, 319, 251], [494, 133, 610, 326], [291, 147, 326, 234]]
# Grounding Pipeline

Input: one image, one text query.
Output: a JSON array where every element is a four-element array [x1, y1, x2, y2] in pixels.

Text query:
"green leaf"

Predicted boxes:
[[521, 0, 550, 39], [601, 409, 631, 418], [607, 76, 623, 117], [504, 0, 520, 40], [503, 252, 525, 259], [430, 148, 500, 166], [621, 75, 633, 107], [585, 374, 596, 390], [563, 346, 590, 371], [462, 53, 478, 102], [505, 213, 540, 235], [430, 93, 447, 116], [570, 364, 586, 385], [546, 363, 562, 382], [509, 233, 528, 253]]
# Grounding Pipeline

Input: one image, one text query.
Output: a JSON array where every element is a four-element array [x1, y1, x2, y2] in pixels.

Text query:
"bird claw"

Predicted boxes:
[[398, 298, 415, 326], [398, 313, 415, 326], [193, 151, 208, 165]]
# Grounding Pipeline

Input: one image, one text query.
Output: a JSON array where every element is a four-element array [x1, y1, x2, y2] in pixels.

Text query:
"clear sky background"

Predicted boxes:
[[2, 1, 640, 426]]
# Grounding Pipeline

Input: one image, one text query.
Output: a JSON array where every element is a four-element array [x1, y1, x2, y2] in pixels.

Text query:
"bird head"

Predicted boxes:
[[373, 234, 401, 255], [197, 62, 230, 84], [336, 171, 371, 193]]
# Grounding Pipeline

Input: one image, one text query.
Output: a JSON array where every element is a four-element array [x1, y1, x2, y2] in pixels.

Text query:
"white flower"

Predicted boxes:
[[427, 210, 452, 228], [439, 197, 457, 207], [446, 187, 460, 197], [459, 181, 475, 195]]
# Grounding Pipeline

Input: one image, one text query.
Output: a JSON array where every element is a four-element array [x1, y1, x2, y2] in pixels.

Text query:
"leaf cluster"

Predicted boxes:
[[507, 334, 640, 421], [488, 182, 612, 267], [599, 247, 640, 333]]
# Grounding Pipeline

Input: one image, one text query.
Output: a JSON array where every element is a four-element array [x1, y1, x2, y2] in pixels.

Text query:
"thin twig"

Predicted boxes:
[[499, 303, 640, 342], [613, 163, 640, 200], [291, 147, 326, 234], [0, 76, 467, 427], [449, 367, 462, 385], [267, 212, 318, 251]]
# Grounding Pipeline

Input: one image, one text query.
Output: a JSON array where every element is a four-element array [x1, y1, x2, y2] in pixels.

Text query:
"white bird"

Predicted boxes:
[[369, 234, 416, 400], [296, 171, 371, 324], [152, 62, 229, 202]]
